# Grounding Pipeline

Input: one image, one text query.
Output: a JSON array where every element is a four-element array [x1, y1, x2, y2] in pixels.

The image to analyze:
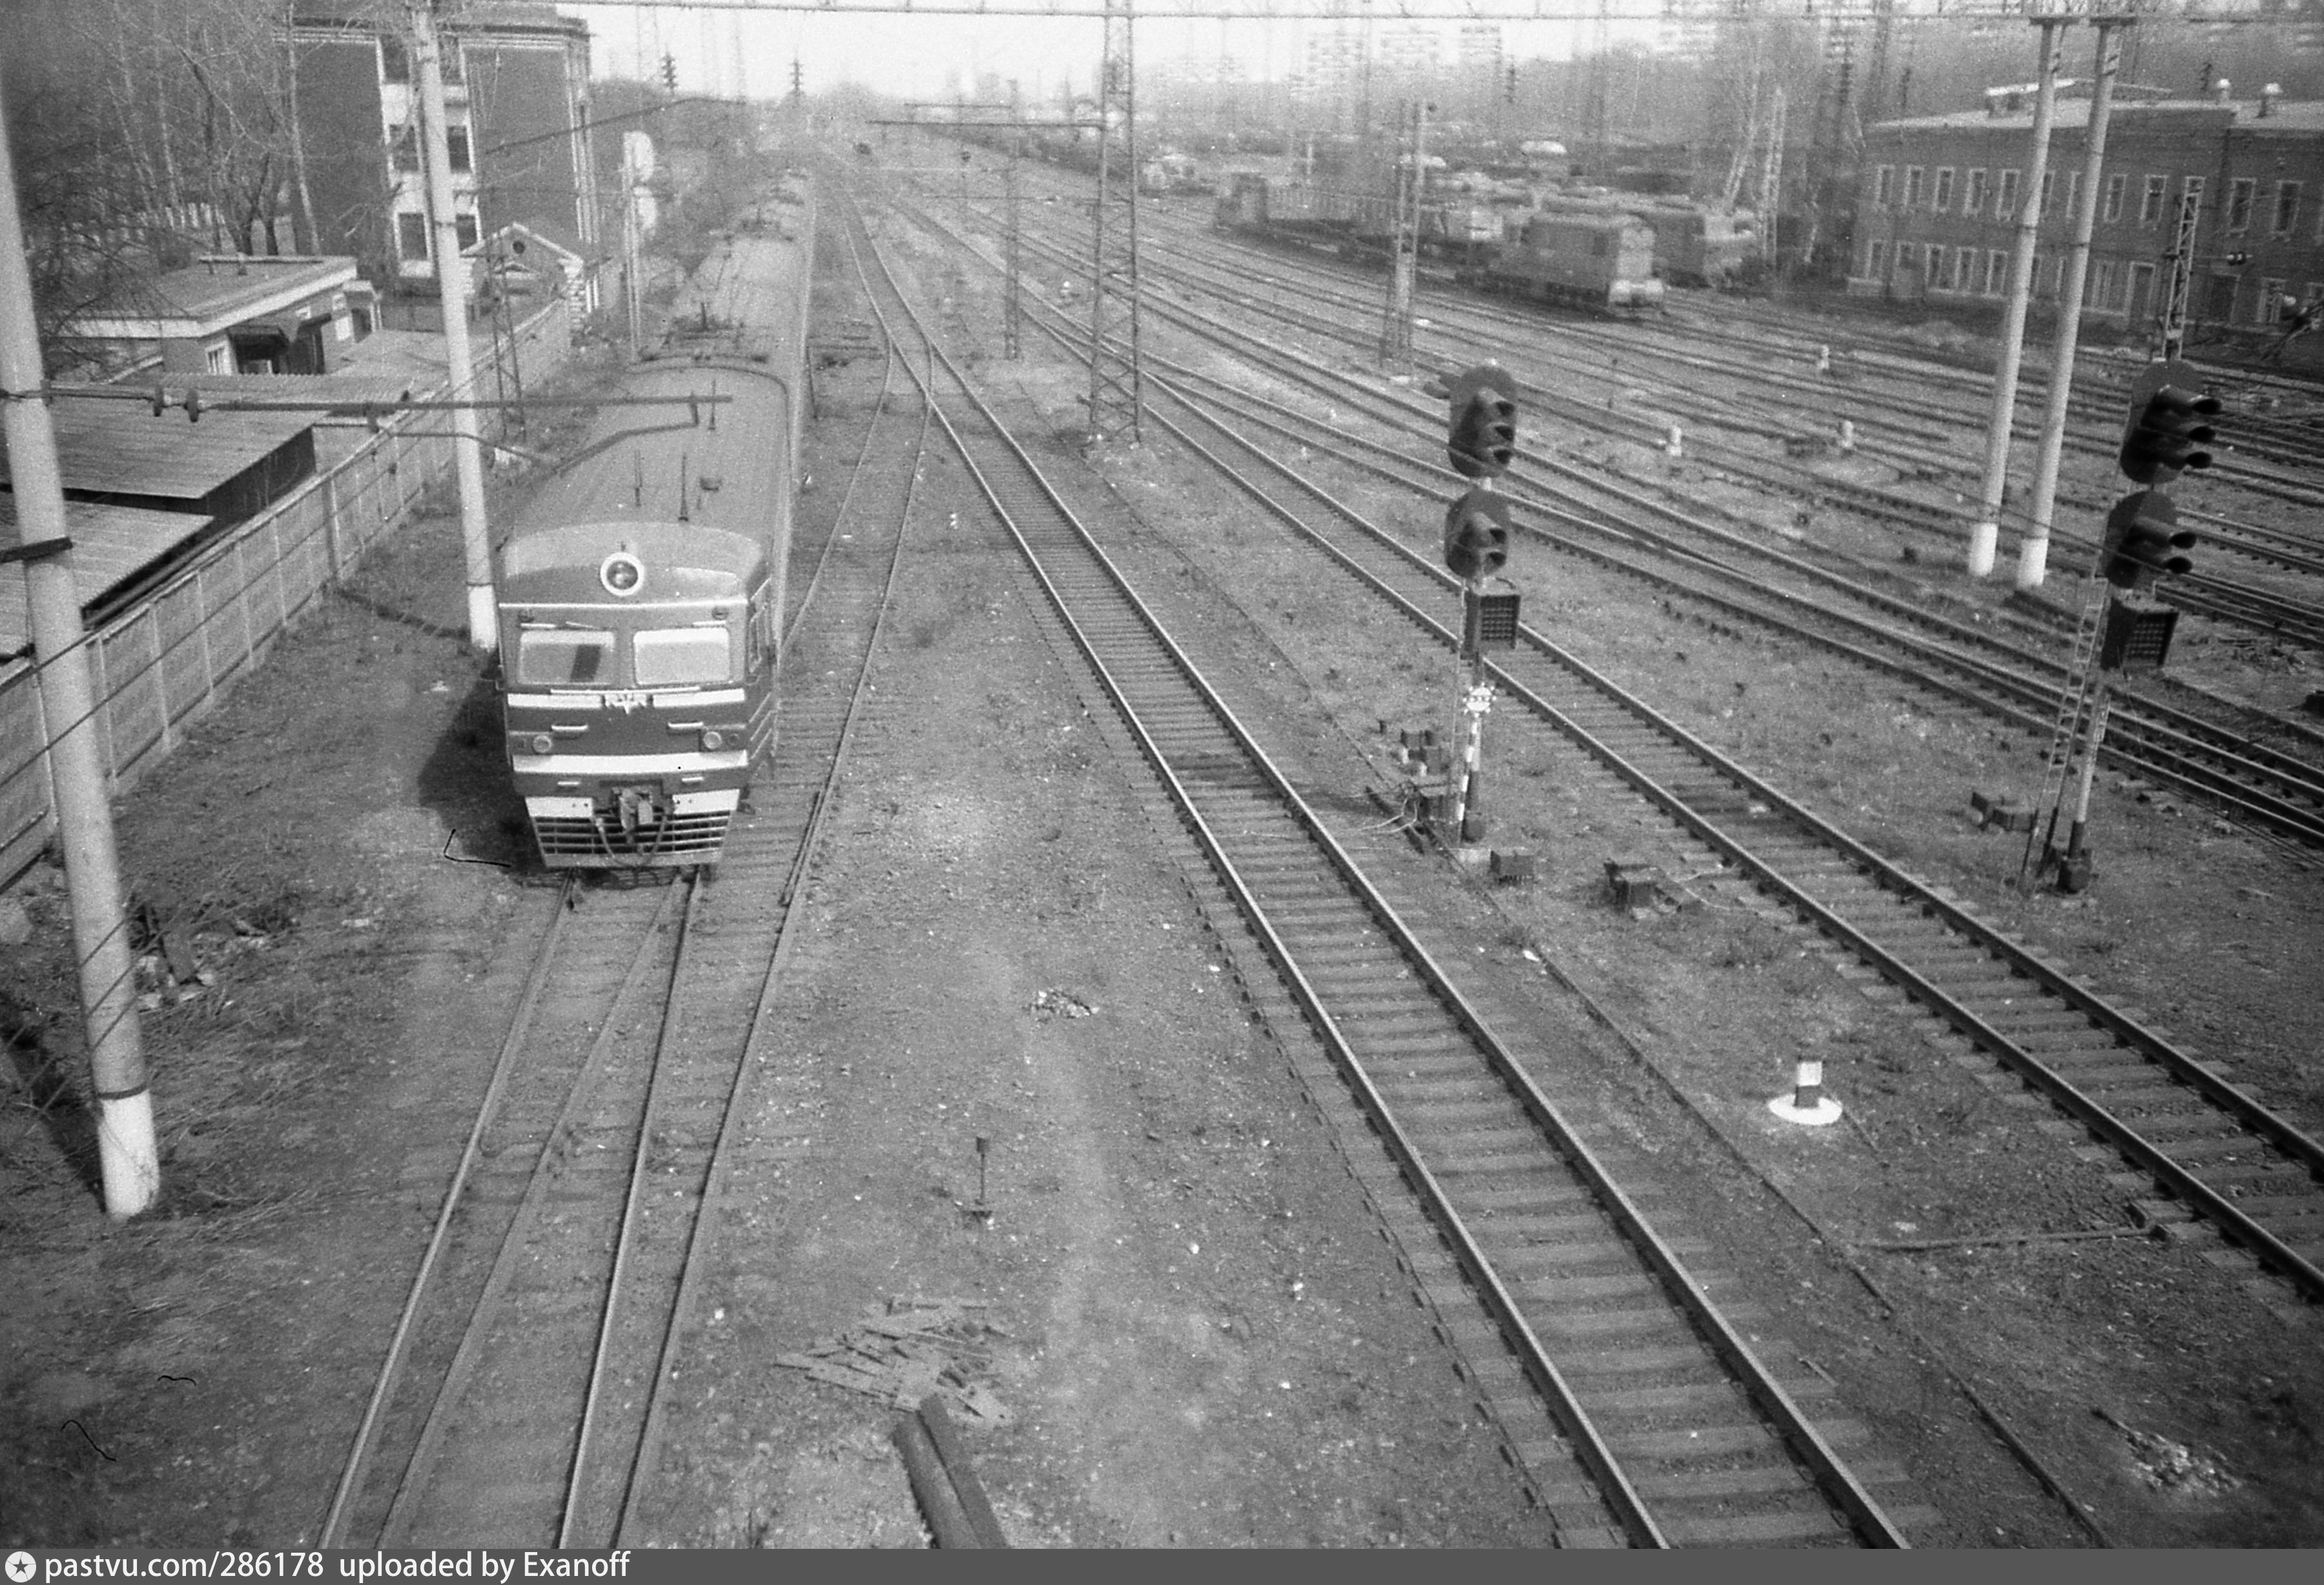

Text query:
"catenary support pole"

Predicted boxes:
[[2017, 19, 2129, 593], [408, 1, 497, 652], [1968, 15, 2068, 579], [0, 74, 158, 1218]]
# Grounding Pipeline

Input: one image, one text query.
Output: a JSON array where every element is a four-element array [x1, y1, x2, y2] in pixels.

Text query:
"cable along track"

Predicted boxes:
[[846, 189, 1917, 1548], [322, 233, 922, 1548]]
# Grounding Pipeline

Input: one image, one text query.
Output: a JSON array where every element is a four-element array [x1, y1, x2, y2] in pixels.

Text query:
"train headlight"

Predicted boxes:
[[599, 551, 646, 597], [529, 733, 553, 755], [700, 728, 726, 752]]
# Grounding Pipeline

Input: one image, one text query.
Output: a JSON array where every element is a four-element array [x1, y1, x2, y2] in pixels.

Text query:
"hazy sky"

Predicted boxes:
[[559, 4, 1661, 102]]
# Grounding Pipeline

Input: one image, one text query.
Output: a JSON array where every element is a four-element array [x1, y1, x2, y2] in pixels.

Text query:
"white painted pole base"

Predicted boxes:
[[1665, 424, 1683, 460], [1769, 1059, 1843, 1127], [1836, 418, 1855, 453], [99, 1089, 161, 1218], [1967, 519, 2000, 578], [468, 582, 499, 655], [2015, 535, 2052, 591]]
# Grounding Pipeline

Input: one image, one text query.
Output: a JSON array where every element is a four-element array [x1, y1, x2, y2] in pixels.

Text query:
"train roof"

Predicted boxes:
[[498, 519, 763, 597]]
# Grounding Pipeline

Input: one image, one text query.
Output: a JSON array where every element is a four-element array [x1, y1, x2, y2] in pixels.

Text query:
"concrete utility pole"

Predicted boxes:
[[1968, 13, 2070, 580], [407, 0, 497, 653], [2017, 17, 2131, 593], [0, 74, 159, 1218]]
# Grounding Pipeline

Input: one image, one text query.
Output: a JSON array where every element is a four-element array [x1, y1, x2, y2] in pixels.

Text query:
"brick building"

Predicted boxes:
[[289, 2, 600, 312], [1851, 82, 2324, 342]]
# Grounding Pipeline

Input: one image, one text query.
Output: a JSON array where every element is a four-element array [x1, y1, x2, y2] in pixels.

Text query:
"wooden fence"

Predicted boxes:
[[0, 298, 571, 886]]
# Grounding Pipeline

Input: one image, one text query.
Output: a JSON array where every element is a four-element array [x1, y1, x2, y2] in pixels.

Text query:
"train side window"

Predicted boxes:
[[634, 627, 735, 687], [517, 628, 615, 686]]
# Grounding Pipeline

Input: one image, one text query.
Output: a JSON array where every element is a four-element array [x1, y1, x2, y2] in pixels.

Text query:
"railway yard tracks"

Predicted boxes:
[[880, 181, 2324, 1307], [903, 189, 2324, 850], [319, 240, 925, 1548]]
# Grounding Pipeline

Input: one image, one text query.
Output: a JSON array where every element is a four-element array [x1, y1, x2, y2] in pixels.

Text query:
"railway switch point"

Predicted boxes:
[[1769, 1059, 1844, 1127]]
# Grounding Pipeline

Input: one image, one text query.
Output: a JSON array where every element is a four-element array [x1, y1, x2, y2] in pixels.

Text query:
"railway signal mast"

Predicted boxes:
[[1441, 364, 1521, 848], [2024, 360, 2221, 892]]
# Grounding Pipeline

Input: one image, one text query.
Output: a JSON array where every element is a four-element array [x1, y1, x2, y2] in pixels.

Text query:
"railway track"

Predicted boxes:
[[1133, 210, 2324, 634], [320, 230, 924, 1548], [848, 183, 1931, 1548], [905, 190, 2324, 846]]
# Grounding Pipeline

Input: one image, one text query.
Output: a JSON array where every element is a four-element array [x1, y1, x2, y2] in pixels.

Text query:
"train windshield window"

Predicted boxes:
[[517, 628, 615, 686], [633, 627, 732, 686]]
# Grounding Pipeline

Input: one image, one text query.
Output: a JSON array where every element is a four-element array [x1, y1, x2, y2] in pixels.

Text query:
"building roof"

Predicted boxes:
[[0, 497, 212, 659], [64, 256, 360, 342], [1872, 97, 2321, 137], [0, 401, 316, 506]]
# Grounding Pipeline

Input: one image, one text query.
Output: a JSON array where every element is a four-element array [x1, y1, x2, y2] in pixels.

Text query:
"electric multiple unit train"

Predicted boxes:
[[495, 317, 801, 871]]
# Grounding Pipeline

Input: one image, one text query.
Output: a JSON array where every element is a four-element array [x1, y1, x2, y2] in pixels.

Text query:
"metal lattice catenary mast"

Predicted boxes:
[[1087, 0, 1142, 444]]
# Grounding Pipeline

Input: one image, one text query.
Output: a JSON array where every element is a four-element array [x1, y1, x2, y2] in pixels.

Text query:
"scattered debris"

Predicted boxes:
[[1031, 988, 1093, 1020], [2092, 1408, 2242, 1497], [777, 1298, 1013, 1425]]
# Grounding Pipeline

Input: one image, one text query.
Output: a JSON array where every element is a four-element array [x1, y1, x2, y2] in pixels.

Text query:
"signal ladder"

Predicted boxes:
[[2020, 572, 2115, 887]]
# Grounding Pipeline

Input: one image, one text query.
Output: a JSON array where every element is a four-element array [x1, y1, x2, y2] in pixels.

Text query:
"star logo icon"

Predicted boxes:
[[6, 1551, 37, 1584]]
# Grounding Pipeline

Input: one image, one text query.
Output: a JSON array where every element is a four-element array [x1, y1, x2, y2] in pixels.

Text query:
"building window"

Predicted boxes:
[[1874, 165, 1895, 207], [1998, 169, 2021, 218], [2104, 174, 2125, 223], [1965, 169, 1988, 215], [2274, 180, 2301, 236], [1935, 167, 1956, 211], [2228, 177, 2255, 232], [454, 212, 478, 252], [2260, 277, 2287, 323], [1867, 238, 1889, 278], [393, 126, 419, 172], [1987, 249, 2009, 295], [2093, 259, 2118, 311], [203, 340, 233, 374], [1905, 166, 1926, 207], [1932, 247, 1953, 290], [2040, 170, 2055, 215], [1959, 247, 1979, 291], [447, 127, 471, 174], [2053, 253, 2068, 294], [2067, 171, 2082, 216], [397, 211, 429, 261], [381, 36, 409, 84], [2142, 175, 2166, 225], [2183, 175, 2206, 220]]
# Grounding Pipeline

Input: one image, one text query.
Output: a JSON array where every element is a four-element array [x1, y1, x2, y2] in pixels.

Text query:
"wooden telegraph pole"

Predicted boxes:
[[0, 72, 159, 1217]]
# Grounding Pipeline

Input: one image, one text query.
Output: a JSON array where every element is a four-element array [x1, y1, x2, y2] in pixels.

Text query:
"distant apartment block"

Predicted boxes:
[[289, 2, 600, 311]]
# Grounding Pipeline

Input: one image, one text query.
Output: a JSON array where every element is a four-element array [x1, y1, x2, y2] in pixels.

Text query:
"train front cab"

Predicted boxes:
[[497, 523, 775, 870]]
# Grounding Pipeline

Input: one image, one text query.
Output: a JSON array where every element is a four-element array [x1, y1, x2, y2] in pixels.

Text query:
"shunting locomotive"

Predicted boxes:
[[495, 338, 798, 870]]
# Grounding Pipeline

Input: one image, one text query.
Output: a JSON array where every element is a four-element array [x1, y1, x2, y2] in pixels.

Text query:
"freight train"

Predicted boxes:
[[494, 278, 802, 871], [1217, 170, 1771, 305], [1215, 172, 1665, 314]]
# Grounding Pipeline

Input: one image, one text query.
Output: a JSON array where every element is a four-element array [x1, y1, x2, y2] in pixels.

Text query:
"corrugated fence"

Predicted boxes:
[[1, 297, 572, 886]]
